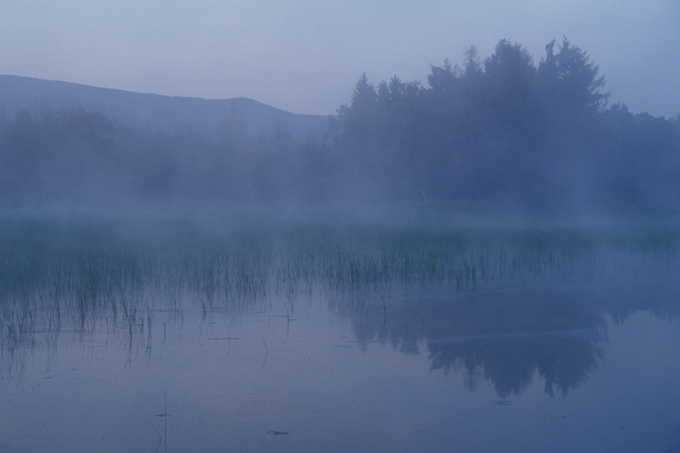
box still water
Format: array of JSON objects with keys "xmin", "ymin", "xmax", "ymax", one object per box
[{"xmin": 1, "ymin": 214, "xmax": 679, "ymax": 452}]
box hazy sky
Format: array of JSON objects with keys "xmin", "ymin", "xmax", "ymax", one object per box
[{"xmin": 1, "ymin": 1, "xmax": 678, "ymax": 116}]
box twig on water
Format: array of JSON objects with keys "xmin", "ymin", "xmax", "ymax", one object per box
[
  {"xmin": 155, "ymin": 392, "xmax": 168, "ymax": 453},
  {"xmin": 207, "ymin": 336, "xmax": 241, "ymax": 355},
  {"xmin": 164, "ymin": 392, "xmax": 167, "ymax": 453},
  {"xmin": 262, "ymin": 338, "xmax": 269, "ymax": 368},
  {"xmin": 143, "ymin": 422, "xmax": 161, "ymax": 453}
]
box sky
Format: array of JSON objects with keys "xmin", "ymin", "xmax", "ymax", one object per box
[{"xmin": 0, "ymin": 1, "xmax": 678, "ymax": 117}]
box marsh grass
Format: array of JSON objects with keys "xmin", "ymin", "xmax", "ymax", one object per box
[{"xmin": 1, "ymin": 210, "xmax": 679, "ymax": 368}]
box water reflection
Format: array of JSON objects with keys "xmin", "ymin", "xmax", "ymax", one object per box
[
  {"xmin": 1, "ymin": 213, "xmax": 679, "ymax": 396},
  {"xmin": 3, "ymin": 215, "xmax": 680, "ymax": 452},
  {"xmin": 346, "ymin": 281, "xmax": 680, "ymax": 398}
]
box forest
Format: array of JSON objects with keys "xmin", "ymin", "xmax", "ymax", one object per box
[{"xmin": 1, "ymin": 38, "xmax": 679, "ymax": 214}]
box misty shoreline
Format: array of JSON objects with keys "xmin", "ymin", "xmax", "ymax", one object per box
[{"xmin": 1, "ymin": 39, "xmax": 678, "ymax": 216}]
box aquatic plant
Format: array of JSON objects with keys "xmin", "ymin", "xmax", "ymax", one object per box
[{"xmin": 1, "ymin": 209, "xmax": 679, "ymax": 365}]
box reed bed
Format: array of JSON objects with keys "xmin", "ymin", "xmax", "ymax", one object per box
[{"xmin": 1, "ymin": 210, "xmax": 678, "ymax": 361}]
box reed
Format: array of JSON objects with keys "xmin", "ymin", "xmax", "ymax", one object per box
[{"xmin": 1, "ymin": 210, "xmax": 678, "ymax": 361}]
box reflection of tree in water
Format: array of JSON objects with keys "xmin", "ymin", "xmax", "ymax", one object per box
[
  {"xmin": 3, "ymin": 214, "xmax": 680, "ymax": 380},
  {"xmin": 348, "ymin": 283, "xmax": 680, "ymax": 398},
  {"xmin": 429, "ymin": 328, "xmax": 604, "ymax": 398}
]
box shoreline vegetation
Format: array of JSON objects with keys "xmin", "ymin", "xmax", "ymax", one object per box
[
  {"xmin": 2, "ymin": 210, "xmax": 679, "ymax": 357},
  {"xmin": 1, "ymin": 38, "xmax": 679, "ymax": 383},
  {"xmin": 0, "ymin": 38, "xmax": 678, "ymax": 214},
  {"xmin": 1, "ymin": 209, "xmax": 678, "ymax": 396}
]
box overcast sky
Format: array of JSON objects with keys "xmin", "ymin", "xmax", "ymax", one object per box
[{"xmin": 1, "ymin": 1, "xmax": 678, "ymax": 116}]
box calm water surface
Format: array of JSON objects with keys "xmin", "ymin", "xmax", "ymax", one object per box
[{"xmin": 1, "ymin": 215, "xmax": 679, "ymax": 452}]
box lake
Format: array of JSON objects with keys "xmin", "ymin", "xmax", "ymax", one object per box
[{"xmin": 1, "ymin": 210, "xmax": 679, "ymax": 452}]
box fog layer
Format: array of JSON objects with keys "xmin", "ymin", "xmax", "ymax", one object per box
[{"xmin": 1, "ymin": 38, "xmax": 678, "ymax": 215}]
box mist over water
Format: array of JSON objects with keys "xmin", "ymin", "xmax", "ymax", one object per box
[
  {"xmin": 1, "ymin": 209, "xmax": 679, "ymax": 451},
  {"xmin": 1, "ymin": 37, "xmax": 680, "ymax": 452}
]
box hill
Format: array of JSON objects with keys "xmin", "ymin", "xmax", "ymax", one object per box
[{"xmin": 0, "ymin": 75, "xmax": 329, "ymax": 141}]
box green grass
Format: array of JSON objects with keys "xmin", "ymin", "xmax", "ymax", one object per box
[{"xmin": 1, "ymin": 209, "xmax": 679, "ymax": 359}]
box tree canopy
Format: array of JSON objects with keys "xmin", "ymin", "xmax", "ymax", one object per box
[{"xmin": 0, "ymin": 38, "xmax": 678, "ymax": 214}]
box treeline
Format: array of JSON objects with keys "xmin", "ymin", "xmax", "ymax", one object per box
[
  {"xmin": 1, "ymin": 37, "xmax": 679, "ymax": 213},
  {"xmin": 329, "ymin": 38, "xmax": 680, "ymax": 213},
  {"xmin": 0, "ymin": 105, "xmax": 332, "ymax": 206}
]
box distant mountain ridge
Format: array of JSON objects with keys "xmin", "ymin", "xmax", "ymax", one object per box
[{"xmin": 0, "ymin": 75, "xmax": 329, "ymax": 141}]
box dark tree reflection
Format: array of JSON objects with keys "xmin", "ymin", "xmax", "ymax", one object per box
[{"xmin": 347, "ymin": 283, "xmax": 679, "ymax": 397}]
